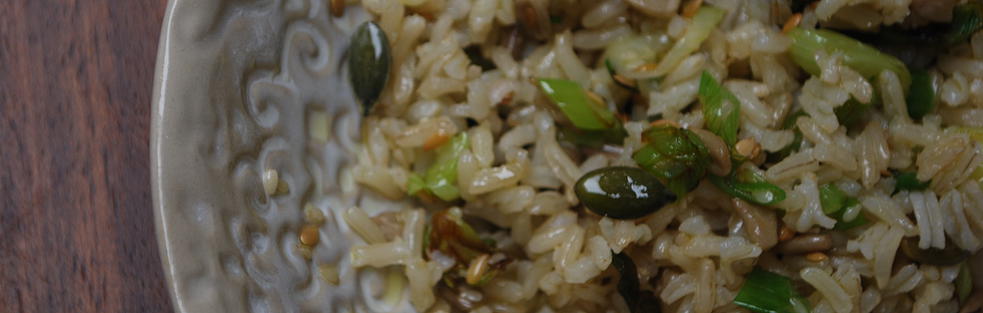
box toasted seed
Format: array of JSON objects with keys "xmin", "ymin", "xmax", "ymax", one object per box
[
  {"xmin": 634, "ymin": 63, "xmax": 658, "ymax": 72},
  {"xmin": 586, "ymin": 90, "xmax": 606, "ymax": 107},
  {"xmin": 732, "ymin": 198, "xmax": 778, "ymax": 249},
  {"xmin": 682, "ymin": 0, "xmax": 703, "ymax": 17},
  {"xmin": 423, "ymin": 132, "xmax": 451, "ymax": 150},
  {"xmin": 275, "ymin": 176, "xmax": 290, "ymax": 195},
  {"xmin": 691, "ymin": 128, "xmax": 731, "ymax": 176},
  {"xmin": 516, "ymin": 0, "xmax": 551, "ymax": 40},
  {"xmin": 779, "ymin": 224, "xmax": 795, "ymax": 242},
  {"xmin": 304, "ymin": 204, "xmax": 326, "ymax": 224},
  {"xmin": 319, "ymin": 264, "xmax": 341, "ymax": 285},
  {"xmin": 782, "ymin": 13, "xmax": 802, "ymax": 33},
  {"xmin": 297, "ymin": 243, "xmax": 313, "ymax": 259},
  {"xmin": 501, "ymin": 26, "xmax": 525, "ymax": 60},
  {"xmin": 263, "ymin": 168, "xmax": 279, "ymax": 195},
  {"xmin": 649, "ymin": 119, "xmax": 681, "ymax": 128},
  {"xmin": 613, "ymin": 74, "xmax": 637, "ymax": 89},
  {"xmin": 300, "ymin": 224, "xmax": 320, "ymax": 246},
  {"xmin": 330, "ymin": 0, "xmax": 345, "ymax": 17},
  {"xmin": 779, "ymin": 234, "xmax": 833, "ymax": 254},
  {"xmin": 735, "ymin": 138, "xmax": 761, "ymax": 159},
  {"xmin": 466, "ymin": 254, "xmax": 491, "ymax": 285},
  {"xmin": 805, "ymin": 252, "xmax": 828, "ymax": 262}
]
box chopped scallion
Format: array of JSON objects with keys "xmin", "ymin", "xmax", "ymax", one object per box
[
  {"xmin": 946, "ymin": 1, "xmax": 983, "ymax": 45},
  {"xmin": 734, "ymin": 268, "xmax": 810, "ymax": 313},
  {"xmin": 789, "ymin": 28, "xmax": 911, "ymax": 89},
  {"xmin": 818, "ymin": 183, "xmax": 869, "ymax": 230},
  {"xmin": 633, "ymin": 126, "xmax": 711, "ymax": 197},
  {"xmin": 538, "ymin": 78, "xmax": 618, "ymax": 130},
  {"xmin": 892, "ymin": 170, "xmax": 930, "ymax": 194},
  {"xmin": 709, "ymin": 174, "xmax": 786, "ymax": 206},
  {"xmin": 906, "ymin": 69, "xmax": 936, "ymax": 120},
  {"xmin": 409, "ymin": 133, "xmax": 469, "ymax": 201},
  {"xmin": 767, "ymin": 111, "xmax": 807, "ymax": 163},
  {"xmin": 646, "ymin": 6, "xmax": 725, "ymax": 77},
  {"xmin": 698, "ymin": 71, "xmax": 741, "ymax": 146}
]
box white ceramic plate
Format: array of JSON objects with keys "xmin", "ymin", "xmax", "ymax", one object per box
[{"xmin": 151, "ymin": 1, "xmax": 401, "ymax": 312}]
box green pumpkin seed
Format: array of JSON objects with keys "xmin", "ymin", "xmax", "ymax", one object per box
[
  {"xmin": 900, "ymin": 237, "xmax": 969, "ymax": 266},
  {"xmin": 575, "ymin": 166, "xmax": 676, "ymax": 220},
  {"xmin": 348, "ymin": 21, "xmax": 391, "ymax": 115}
]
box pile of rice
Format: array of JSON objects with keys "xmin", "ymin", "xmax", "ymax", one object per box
[{"xmin": 323, "ymin": 0, "xmax": 983, "ymax": 312}]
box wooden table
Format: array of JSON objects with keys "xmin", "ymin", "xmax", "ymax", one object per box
[{"xmin": 0, "ymin": 1, "xmax": 174, "ymax": 312}]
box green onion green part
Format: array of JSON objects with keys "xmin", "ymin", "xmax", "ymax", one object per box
[
  {"xmin": 768, "ymin": 111, "xmax": 807, "ymax": 163},
  {"xmin": 709, "ymin": 174, "xmax": 786, "ymax": 206},
  {"xmin": 788, "ymin": 28, "xmax": 911, "ymax": 90},
  {"xmin": 648, "ymin": 6, "xmax": 725, "ymax": 76},
  {"xmin": 537, "ymin": 78, "xmax": 618, "ymax": 130},
  {"xmin": 836, "ymin": 86, "xmax": 878, "ymax": 128},
  {"xmin": 633, "ymin": 126, "xmax": 711, "ymax": 197},
  {"xmin": 734, "ymin": 268, "xmax": 810, "ymax": 313},
  {"xmin": 698, "ymin": 71, "xmax": 742, "ymax": 146},
  {"xmin": 410, "ymin": 133, "xmax": 469, "ymax": 201},
  {"xmin": 892, "ymin": 171, "xmax": 931, "ymax": 194},
  {"xmin": 818, "ymin": 184, "xmax": 869, "ymax": 230},
  {"xmin": 947, "ymin": 1, "xmax": 983, "ymax": 45},
  {"xmin": 906, "ymin": 69, "xmax": 936, "ymax": 119}
]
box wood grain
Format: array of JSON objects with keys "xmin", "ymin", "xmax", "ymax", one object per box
[{"xmin": 0, "ymin": 1, "xmax": 174, "ymax": 312}]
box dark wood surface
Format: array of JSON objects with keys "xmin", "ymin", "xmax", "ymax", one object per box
[{"xmin": 0, "ymin": 1, "xmax": 174, "ymax": 312}]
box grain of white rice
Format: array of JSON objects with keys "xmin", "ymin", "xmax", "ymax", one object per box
[
  {"xmin": 799, "ymin": 78, "xmax": 848, "ymax": 132},
  {"xmin": 582, "ymin": 0, "xmax": 628, "ymax": 28},
  {"xmin": 859, "ymin": 194, "xmax": 916, "ymax": 235},
  {"xmin": 647, "ymin": 77, "xmax": 701, "ymax": 118},
  {"xmin": 855, "ymin": 121, "xmax": 890, "ymax": 188},
  {"xmin": 874, "ymin": 225, "xmax": 904, "ymax": 288},
  {"xmin": 801, "ymin": 267, "xmax": 852, "ymax": 313},
  {"xmin": 572, "ymin": 24, "xmax": 634, "ymax": 50},
  {"xmin": 468, "ymin": 0, "xmax": 497, "ymax": 43}
]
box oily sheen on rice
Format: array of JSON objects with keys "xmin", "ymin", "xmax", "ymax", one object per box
[{"xmin": 327, "ymin": 0, "xmax": 983, "ymax": 312}]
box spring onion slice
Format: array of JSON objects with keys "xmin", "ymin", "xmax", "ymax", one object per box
[
  {"xmin": 789, "ymin": 28, "xmax": 911, "ymax": 89},
  {"xmin": 538, "ymin": 78, "xmax": 617, "ymax": 130},
  {"xmin": 734, "ymin": 268, "xmax": 810, "ymax": 313},
  {"xmin": 407, "ymin": 173, "xmax": 426, "ymax": 196},
  {"xmin": 768, "ymin": 111, "xmax": 807, "ymax": 163},
  {"xmin": 646, "ymin": 6, "xmax": 725, "ymax": 77},
  {"xmin": 417, "ymin": 133, "xmax": 469, "ymax": 201},
  {"xmin": 612, "ymin": 253, "xmax": 661, "ymax": 313},
  {"xmin": 892, "ymin": 170, "xmax": 930, "ymax": 194},
  {"xmin": 818, "ymin": 184, "xmax": 869, "ymax": 230},
  {"xmin": 957, "ymin": 262, "xmax": 973, "ymax": 303},
  {"xmin": 698, "ymin": 71, "xmax": 741, "ymax": 146},
  {"xmin": 709, "ymin": 175, "xmax": 786, "ymax": 206},
  {"xmin": 906, "ymin": 69, "xmax": 936, "ymax": 119},
  {"xmin": 947, "ymin": 1, "xmax": 983, "ymax": 45}
]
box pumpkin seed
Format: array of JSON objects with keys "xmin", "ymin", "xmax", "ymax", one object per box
[{"xmin": 348, "ymin": 21, "xmax": 391, "ymax": 115}]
